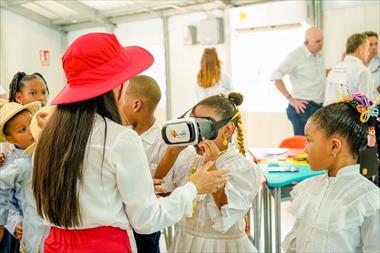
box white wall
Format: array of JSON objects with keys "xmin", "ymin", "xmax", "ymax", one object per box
[
  {"xmin": 168, "ymin": 10, "xmax": 227, "ymax": 118},
  {"xmin": 0, "ymin": 9, "xmax": 64, "ymax": 100},
  {"xmin": 323, "ymin": 2, "xmax": 380, "ymax": 68}
]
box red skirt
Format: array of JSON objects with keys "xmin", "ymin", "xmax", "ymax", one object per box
[{"xmin": 44, "ymin": 226, "xmax": 132, "ymax": 253}]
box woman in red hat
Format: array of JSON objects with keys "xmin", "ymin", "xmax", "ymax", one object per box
[{"xmin": 31, "ymin": 33, "xmax": 228, "ymax": 253}]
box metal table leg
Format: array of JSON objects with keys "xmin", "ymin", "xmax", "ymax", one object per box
[
  {"xmin": 267, "ymin": 185, "xmax": 272, "ymax": 253},
  {"xmin": 253, "ymin": 194, "xmax": 260, "ymax": 250},
  {"xmin": 274, "ymin": 187, "xmax": 282, "ymax": 253},
  {"xmin": 263, "ymin": 184, "xmax": 272, "ymax": 253},
  {"xmin": 263, "ymin": 186, "xmax": 269, "ymax": 252}
]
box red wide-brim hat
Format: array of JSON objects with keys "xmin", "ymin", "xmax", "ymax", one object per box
[{"xmin": 52, "ymin": 33, "xmax": 154, "ymax": 105}]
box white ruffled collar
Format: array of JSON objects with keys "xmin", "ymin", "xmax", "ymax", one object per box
[{"xmin": 333, "ymin": 164, "xmax": 360, "ymax": 178}]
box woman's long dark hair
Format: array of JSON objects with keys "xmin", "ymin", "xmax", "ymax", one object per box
[{"xmin": 32, "ymin": 91, "xmax": 122, "ymax": 228}]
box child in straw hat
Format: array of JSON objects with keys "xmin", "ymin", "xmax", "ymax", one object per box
[{"xmin": 0, "ymin": 101, "xmax": 50, "ymax": 253}]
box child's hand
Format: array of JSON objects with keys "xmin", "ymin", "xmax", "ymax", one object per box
[
  {"xmin": 0, "ymin": 153, "xmax": 5, "ymax": 167},
  {"xmin": 36, "ymin": 111, "xmax": 49, "ymax": 129},
  {"xmin": 198, "ymin": 139, "xmax": 219, "ymax": 164},
  {"xmin": 153, "ymin": 178, "xmax": 169, "ymax": 197},
  {"xmin": 15, "ymin": 222, "xmax": 23, "ymax": 240}
]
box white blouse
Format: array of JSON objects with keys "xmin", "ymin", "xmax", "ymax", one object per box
[
  {"xmin": 283, "ymin": 164, "xmax": 380, "ymax": 253},
  {"xmin": 163, "ymin": 145, "xmax": 262, "ymax": 252},
  {"xmin": 195, "ymin": 73, "xmax": 233, "ymax": 101},
  {"xmin": 59, "ymin": 115, "xmax": 197, "ymax": 251}
]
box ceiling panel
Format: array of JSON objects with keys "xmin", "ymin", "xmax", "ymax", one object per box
[
  {"xmin": 35, "ymin": 1, "xmax": 78, "ymax": 17},
  {"xmin": 21, "ymin": 2, "xmax": 59, "ymax": 19},
  {"xmin": 80, "ymin": 0, "xmax": 135, "ymax": 11}
]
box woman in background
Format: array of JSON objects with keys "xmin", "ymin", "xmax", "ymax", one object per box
[{"xmin": 195, "ymin": 48, "xmax": 233, "ymax": 100}]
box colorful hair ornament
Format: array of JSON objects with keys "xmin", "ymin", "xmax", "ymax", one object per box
[{"xmin": 336, "ymin": 92, "xmax": 380, "ymax": 123}]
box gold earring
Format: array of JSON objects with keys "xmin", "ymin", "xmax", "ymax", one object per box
[{"xmin": 223, "ymin": 138, "xmax": 228, "ymax": 146}]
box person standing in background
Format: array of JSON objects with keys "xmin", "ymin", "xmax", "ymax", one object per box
[
  {"xmin": 364, "ymin": 31, "xmax": 380, "ymax": 98},
  {"xmin": 324, "ymin": 33, "xmax": 373, "ymax": 105},
  {"xmin": 0, "ymin": 85, "xmax": 6, "ymax": 99},
  {"xmin": 195, "ymin": 48, "xmax": 233, "ymax": 100},
  {"xmin": 270, "ymin": 27, "xmax": 326, "ymax": 136}
]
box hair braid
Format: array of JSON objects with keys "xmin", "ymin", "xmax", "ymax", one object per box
[
  {"xmin": 234, "ymin": 112, "xmax": 246, "ymax": 156},
  {"xmin": 8, "ymin": 72, "xmax": 26, "ymax": 102}
]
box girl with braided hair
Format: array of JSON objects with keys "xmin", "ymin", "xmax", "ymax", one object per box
[
  {"xmin": 8, "ymin": 72, "xmax": 48, "ymax": 106},
  {"xmin": 162, "ymin": 92, "xmax": 261, "ymax": 252},
  {"xmin": 283, "ymin": 93, "xmax": 380, "ymax": 253}
]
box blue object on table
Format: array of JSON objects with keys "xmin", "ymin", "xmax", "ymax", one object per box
[{"xmin": 261, "ymin": 164, "xmax": 325, "ymax": 188}]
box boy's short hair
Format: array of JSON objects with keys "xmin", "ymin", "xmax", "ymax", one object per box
[
  {"xmin": 128, "ymin": 75, "xmax": 161, "ymax": 112},
  {"xmin": 346, "ymin": 33, "xmax": 368, "ymax": 54}
]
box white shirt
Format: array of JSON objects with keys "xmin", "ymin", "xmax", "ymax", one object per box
[
  {"xmin": 368, "ymin": 55, "xmax": 380, "ymax": 97},
  {"xmin": 140, "ymin": 120, "xmax": 167, "ymax": 176},
  {"xmin": 163, "ymin": 146, "xmax": 262, "ymax": 252},
  {"xmin": 195, "ymin": 73, "xmax": 233, "ymax": 101},
  {"xmin": 58, "ymin": 115, "xmax": 197, "ymax": 251},
  {"xmin": 324, "ymin": 55, "xmax": 374, "ymax": 105},
  {"xmin": 283, "ymin": 165, "xmax": 380, "ymax": 253},
  {"xmin": 270, "ymin": 45, "xmax": 326, "ymax": 103}
]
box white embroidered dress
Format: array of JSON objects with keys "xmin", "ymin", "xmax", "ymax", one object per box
[
  {"xmin": 283, "ymin": 164, "xmax": 380, "ymax": 253},
  {"xmin": 163, "ymin": 146, "xmax": 261, "ymax": 253}
]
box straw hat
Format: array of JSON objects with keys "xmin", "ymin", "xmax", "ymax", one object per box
[
  {"xmin": 52, "ymin": 33, "xmax": 154, "ymax": 105},
  {"xmin": 24, "ymin": 105, "xmax": 57, "ymax": 154},
  {"xmin": 0, "ymin": 101, "xmax": 41, "ymax": 142},
  {"xmin": 0, "ymin": 98, "xmax": 7, "ymax": 108},
  {"xmin": 30, "ymin": 105, "xmax": 56, "ymax": 141}
]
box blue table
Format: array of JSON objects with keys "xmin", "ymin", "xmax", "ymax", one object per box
[{"xmin": 259, "ymin": 163, "xmax": 325, "ymax": 253}]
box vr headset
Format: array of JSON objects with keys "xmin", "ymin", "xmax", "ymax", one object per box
[{"xmin": 161, "ymin": 112, "xmax": 238, "ymax": 146}]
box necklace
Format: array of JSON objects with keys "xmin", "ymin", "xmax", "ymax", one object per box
[{"xmin": 187, "ymin": 149, "xmax": 228, "ymax": 218}]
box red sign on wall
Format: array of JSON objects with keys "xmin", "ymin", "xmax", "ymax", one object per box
[{"xmin": 40, "ymin": 50, "xmax": 50, "ymax": 66}]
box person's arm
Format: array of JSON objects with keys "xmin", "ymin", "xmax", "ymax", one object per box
[
  {"xmin": 112, "ymin": 130, "xmax": 227, "ymax": 234},
  {"xmin": 154, "ymin": 146, "xmax": 185, "ymax": 179},
  {"xmin": 361, "ymin": 210, "xmax": 380, "ymax": 253},
  {"xmin": 4, "ymin": 192, "xmax": 22, "ymax": 239},
  {"xmin": 274, "ymin": 80, "xmax": 308, "ymax": 113},
  {"xmin": 271, "ymin": 51, "xmax": 308, "ymax": 113}
]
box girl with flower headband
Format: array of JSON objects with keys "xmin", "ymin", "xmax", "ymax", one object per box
[
  {"xmin": 283, "ymin": 93, "xmax": 380, "ymax": 252},
  {"xmin": 160, "ymin": 92, "xmax": 261, "ymax": 253}
]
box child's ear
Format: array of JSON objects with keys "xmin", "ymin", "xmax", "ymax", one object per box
[
  {"xmin": 223, "ymin": 122, "xmax": 235, "ymax": 139},
  {"xmin": 132, "ymin": 99, "xmax": 142, "ymax": 112},
  {"xmin": 15, "ymin": 92, "xmax": 23, "ymax": 104},
  {"xmin": 330, "ymin": 137, "xmax": 342, "ymax": 157},
  {"xmin": 5, "ymin": 135, "xmax": 16, "ymax": 145}
]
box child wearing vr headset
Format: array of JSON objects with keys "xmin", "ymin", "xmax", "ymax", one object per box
[{"xmin": 159, "ymin": 92, "xmax": 261, "ymax": 253}]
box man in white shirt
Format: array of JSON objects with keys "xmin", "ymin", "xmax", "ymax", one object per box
[
  {"xmin": 271, "ymin": 27, "xmax": 326, "ymax": 135},
  {"xmin": 120, "ymin": 75, "xmax": 167, "ymax": 253},
  {"xmin": 364, "ymin": 31, "xmax": 380, "ymax": 98},
  {"xmin": 324, "ymin": 33, "xmax": 374, "ymax": 105}
]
